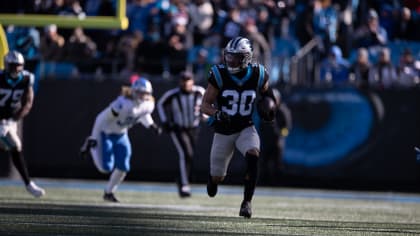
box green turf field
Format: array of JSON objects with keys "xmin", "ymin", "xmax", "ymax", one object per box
[{"xmin": 1, "ymin": 179, "xmax": 420, "ymax": 236}]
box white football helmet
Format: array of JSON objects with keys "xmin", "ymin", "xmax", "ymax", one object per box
[
  {"xmin": 131, "ymin": 77, "xmax": 153, "ymax": 100},
  {"xmin": 4, "ymin": 50, "xmax": 25, "ymax": 78},
  {"xmin": 224, "ymin": 37, "xmax": 253, "ymax": 73}
]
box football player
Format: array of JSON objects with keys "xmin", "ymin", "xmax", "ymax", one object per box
[
  {"xmin": 0, "ymin": 51, "xmax": 45, "ymax": 197},
  {"xmin": 80, "ymin": 77, "xmax": 162, "ymax": 202},
  {"xmin": 201, "ymin": 36, "xmax": 274, "ymax": 218}
]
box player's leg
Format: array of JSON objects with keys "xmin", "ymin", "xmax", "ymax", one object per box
[
  {"xmin": 1, "ymin": 120, "xmax": 45, "ymax": 198},
  {"xmin": 80, "ymin": 136, "xmax": 97, "ymax": 158},
  {"xmin": 105, "ymin": 133, "xmax": 131, "ymax": 202},
  {"xmin": 170, "ymin": 130, "xmax": 194, "ymax": 197},
  {"xmin": 207, "ymin": 132, "xmax": 237, "ymax": 197},
  {"xmin": 90, "ymin": 132, "xmax": 114, "ymax": 174},
  {"xmin": 236, "ymin": 126, "xmax": 261, "ymax": 218}
]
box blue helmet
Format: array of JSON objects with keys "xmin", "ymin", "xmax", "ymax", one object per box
[{"xmin": 131, "ymin": 77, "xmax": 153, "ymax": 100}]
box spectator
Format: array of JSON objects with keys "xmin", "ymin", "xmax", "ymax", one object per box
[
  {"xmin": 220, "ymin": 7, "xmax": 245, "ymax": 48},
  {"xmin": 192, "ymin": 48, "xmax": 212, "ymax": 82},
  {"xmin": 394, "ymin": 7, "xmax": 419, "ymax": 41},
  {"xmin": 369, "ymin": 47, "xmax": 398, "ymax": 89},
  {"xmin": 126, "ymin": 0, "xmax": 158, "ymax": 35},
  {"xmin": 396, "ymin": 48, "xmax": 419, "ymax": 88},
  {"xmin": 255, "ymin": 5, "xmax": 271, "ymax": 42},
  {"xmin": 236, "ymin": 0, "xmax": 257, "ymax": 24},
  {"xmin": 319, "ymin": 45, "xmax": 350, "ymax": 85},
  {"xmin": 167, "ymin": 15, "xmax": 190, "ymax": 75},
  {"xmin": 39, "ymin": 24, "xmax": 65, "ymax": 61},
  {"xmin": 353, "ymin": 9, "xmax": 388, "ymax": 49},
  {"xmin": 136, "ymin": 24, "xmax": 166, "ymax": 75},
  {"xmin": 115, "ymin": 32, "xmax": 143, "ymax": 78},
  {"xmin": 350, "ymin": 47, "xmax": 372, "ymax": 89},
  {"xmin": 312, "ymin": 0, "xmax": 339, "ymax": 50},
  {"xmin": 6, "ymin": 26, "xmax": 40, "ymax": 60},
  {"xmin": 189, "ymin": 0, "xmax": 214, "ymax": 46},
  {"xmin": 244, "ymin": 18, "xmax": 271, "ymax": 69},
  {"xmin": 66, "ymin": 27, "xmax": 97, "ymax": 61},
  {"xmin": 295, "ymin": 0, "xmax": 316, "ymax": 47}
]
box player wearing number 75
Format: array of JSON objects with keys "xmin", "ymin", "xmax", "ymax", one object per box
[
  {"xmin": 201, "ymin": 37, "xmax": 276, "ymax": 219},
  {"xmin": 0, "ymin": 51, "xmax": 45, "ymax": 198}
]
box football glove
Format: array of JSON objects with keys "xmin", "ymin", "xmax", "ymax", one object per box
[
  {"xmin": 150, "ymin": 123, "xmax": 163, "ymax": 136},
  {"xmin": 214, "ymin": 110, "xmax": 231, "ymax": 124}
]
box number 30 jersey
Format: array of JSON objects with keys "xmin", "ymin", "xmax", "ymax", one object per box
[
  {"xmin": 208, "ymin": 63, "xmax": 269, "ymax": 135},
  {"xmin": 0, "ymin": 70, "xmax": 34, "ymax": 120}
]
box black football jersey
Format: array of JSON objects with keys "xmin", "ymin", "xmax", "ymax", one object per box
[
  {"xmin": 0, "ymin": 70, "xmax": 34, "ymax": 119},
  {"xmin": 208, "ymin": 63, "xmax": 269, "ymax": 135}
]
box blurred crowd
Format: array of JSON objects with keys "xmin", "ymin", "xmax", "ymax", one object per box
[{"xmin": 1, "ymin": 0, "xmax": 419, "ymax": 87}]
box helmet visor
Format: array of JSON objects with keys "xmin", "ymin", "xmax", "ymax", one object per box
[
  {"xmin": 133, "ymin": 90, "xmax": 151, "ymax": 101},
  {"xmin": 7, "ymin": 63, "xmax": 24, "ymax": 77},
  {"xmin": 224, "ymin": 52, "xmax": 244, "ymax": 69}
]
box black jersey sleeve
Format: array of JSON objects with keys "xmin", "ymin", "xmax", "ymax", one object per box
[
  {"xmin": 257, "ymin": 65, "xmax": 270, "ymax": 93},
  {"xmin": 207, "ymin": 65, "xmax": 224, "ymax": 90}
]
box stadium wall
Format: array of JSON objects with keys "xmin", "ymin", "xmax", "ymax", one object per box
[{"xmin": 6, "ymin": 79, "xmax": 420, "ymax": 191}]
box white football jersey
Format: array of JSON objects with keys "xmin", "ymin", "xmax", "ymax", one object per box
[{"xmin": 92, "ymin": 96, "xmax": 155, "ymax": 137}]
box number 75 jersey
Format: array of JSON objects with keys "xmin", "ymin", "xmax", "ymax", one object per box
[
  {"xmin": 0, "ymin": 70, "xmax": 34, "ymax": 119},
  {"xmin": 208, "ymin": 63, "xmax": 269, "ymax": 135}
]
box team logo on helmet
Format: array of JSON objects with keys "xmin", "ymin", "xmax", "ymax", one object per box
[
  {"xmin": 4, "ymin": 51, "xmax": 25, "ymax": 78},
  {"xmin": 224, "ymin": 37, "xmax": 253, "ymax": 73}
]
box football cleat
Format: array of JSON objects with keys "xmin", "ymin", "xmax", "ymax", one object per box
[
  {"xmin": 178, "ymin": 185, "xmax": 191, "ymax": 198},
  {"xmin": 26, "ymin": 181, "xmax": 46, "ymax": 198},
  {"xmin": 103, "ymin": 191, "xmax": 119, "ymax": 203},
  {"xmin": 239, "ymin": 201, "xmax": 252, "ymax": 218},
  {"xmin": 80, "ymin": 137, "xmax": 97, "ymax": 159},
  {"xmin": 206, "ymin": 175, "xmax": 218, "ymax": 197}
]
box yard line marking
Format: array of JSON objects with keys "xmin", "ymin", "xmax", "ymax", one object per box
[{"xmin": 2, "ymin": 178, "xmax": 420, "ymax": 203}]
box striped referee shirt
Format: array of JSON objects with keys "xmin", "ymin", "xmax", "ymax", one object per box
[{"xmin": 157, "ymin": 85, "xmax": 205, "ymax": 129}]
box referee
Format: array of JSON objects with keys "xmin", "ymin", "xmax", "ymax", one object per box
[{"xmin": 157, "ymin": 71, "xmax": 206, "ymax": 197}]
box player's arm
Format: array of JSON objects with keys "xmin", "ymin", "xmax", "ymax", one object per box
[
  {"xmin": 13, "ymin": 85, "xmax": 34, "ymax": 120},
  {"xmin": 138, "ymin": 102, "xmax": 162, "ymax": 135},
  {"xmin": 90, "ymin": 98, "xmax": 121, "ymax": 140},
  {"xmin": 258, "ymin": 67, "xmax": 273, "ymax": 100},
  {"xmin": 201, "ymin": 83, "xmax": 230, "ymax": 124},
  {"xmin": 257, "ymin": 67, "xmax": 277, "ymax": 122},
  {"xmin": 201, "ymin": 83, "xmax": 219, "ymax": 117}
]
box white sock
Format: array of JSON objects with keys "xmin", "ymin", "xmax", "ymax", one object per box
[{"xmin": 105, "ymin": 169, "xmax": 127, "ymax": 194}]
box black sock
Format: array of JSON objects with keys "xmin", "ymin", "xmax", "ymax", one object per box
[
  {"xmin": 10, "ymin": 149, "xmax": 30, "ymax": 185},
  {"xmin": 244, "ymin": 153, "xmax": 259, "ymax": 202}
]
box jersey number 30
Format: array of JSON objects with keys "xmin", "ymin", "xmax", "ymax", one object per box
[
  {"xmin": 0, "ymin": 89, "xmax": 23, "ymax": 108},
  {"xmin": 221, "ymin": 90, "xmax": 256, "ymax": 116}
]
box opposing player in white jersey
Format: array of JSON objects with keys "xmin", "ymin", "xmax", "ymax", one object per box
[{"xmin": 80, "ymin": 77, "xmax": 162, "ymax": 202}]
